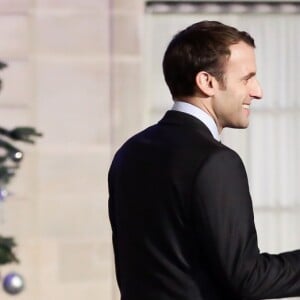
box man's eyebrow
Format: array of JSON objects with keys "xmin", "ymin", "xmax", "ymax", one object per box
[{"xmin": 242, "ymin": 72, "xmax": 256, "ymax": 80}]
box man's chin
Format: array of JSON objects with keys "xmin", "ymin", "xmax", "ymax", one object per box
[{"xmin": 226, "ymin": 122, "xmax": 249, "ymax": 129}]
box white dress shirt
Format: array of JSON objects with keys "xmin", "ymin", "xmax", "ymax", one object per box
[{"xmin": 171, "ymin": 100, "xmax": 220, "ymax": 141}]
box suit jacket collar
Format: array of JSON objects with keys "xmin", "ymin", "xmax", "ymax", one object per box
[{"xmin": 158, "ymin": 110, "xmax": 218, "ymax": 142}]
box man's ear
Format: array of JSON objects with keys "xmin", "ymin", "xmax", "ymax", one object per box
[{"xmin": 195, "ymin": 71, "xmax": 216, "ymax": 97}]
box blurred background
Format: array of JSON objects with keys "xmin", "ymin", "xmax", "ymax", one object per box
[{"xmin": 1, "ymin": 0, "xmax": 300, "ymax": 299}]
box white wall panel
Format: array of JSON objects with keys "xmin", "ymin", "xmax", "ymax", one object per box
[
  {"xmin": 143, "ymin": 5, "xmax": 300, "ymax": 210},
  {"xmin": 34, "ymin": 12, "xmax": 109, "ymax": 56},
  {"xmin": 36, "ymin": 60, "xmax": 110, "ymax": 145},
  {"xmin": 36, "ymin": 0, "xmax": 107, "ymax": 10},
  {"xmin": 0, "ymin": 61, "xmax": 33, "ymax": 106},
  {"xmin": 0, "ymin": 16, "xmax": 30, "ymax": 58},
  {"xmin": 0, "ymin": 0, "xmax": 31, "ymax": 13}
]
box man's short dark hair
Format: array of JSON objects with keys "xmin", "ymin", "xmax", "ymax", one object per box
[{"xmin": 162, "ymin": 21, "xmax": 255, "ymax": 98}]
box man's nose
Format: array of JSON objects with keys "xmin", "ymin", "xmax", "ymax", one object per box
[{"xmin": 250, "ymin": 79, "xmax": 263, "ymax": 100}]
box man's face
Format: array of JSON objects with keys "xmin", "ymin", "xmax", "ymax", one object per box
[{"xmin": 211, "ymin": 41, "xmax": 262, "ymax": 131}]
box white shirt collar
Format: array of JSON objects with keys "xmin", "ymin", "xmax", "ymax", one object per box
[{"xmin": 171, "ymin": 100, "xmax": 220, "ymax": 141}]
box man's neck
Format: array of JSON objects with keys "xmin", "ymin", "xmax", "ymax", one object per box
[
  {"xmin": 176, "ymin": 97, "xmax": 222, "ymax": 134},
  {"xmin": 172, "ymin": 100, "xmax": 221, "ymax": 141}
]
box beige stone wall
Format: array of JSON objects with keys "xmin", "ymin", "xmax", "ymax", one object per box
[
  {"xmin": 2, "ymin": 1, "xmax": 300, "ymax": 299},
  {"xmin": 0, "ymin": 0, "xmax": 143, "ymax": 299}
]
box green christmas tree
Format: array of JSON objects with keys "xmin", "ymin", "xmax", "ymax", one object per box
[
  {"xmin": 0, "ymin": 127, "xmax": 42, "ymax": 266},
  {"xmin": 0, "ymin": 60, "xmax": 42, "ymax": 265}
]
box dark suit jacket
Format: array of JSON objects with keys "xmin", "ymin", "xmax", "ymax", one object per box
[{"xmin": 108, "ymin": 110, "xmax": 300, "ymax": 300}]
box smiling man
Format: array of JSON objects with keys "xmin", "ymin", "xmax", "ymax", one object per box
[{"xmin": 108, "ymin": 21, "xmax": 300, "ymax": 300}]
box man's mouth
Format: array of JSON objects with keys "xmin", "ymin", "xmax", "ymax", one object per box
[{"xmin": 242, "ymin": 104, "xmax": 250, "ymax": 110}]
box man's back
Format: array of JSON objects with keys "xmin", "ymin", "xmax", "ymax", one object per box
[
  {"xmin": 109, "ymin": 111, "xmax": 251, "ymax": 300},
  {"xmin": 109, "ymin": 20, "xmax": 300, "ymax": 300}
]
